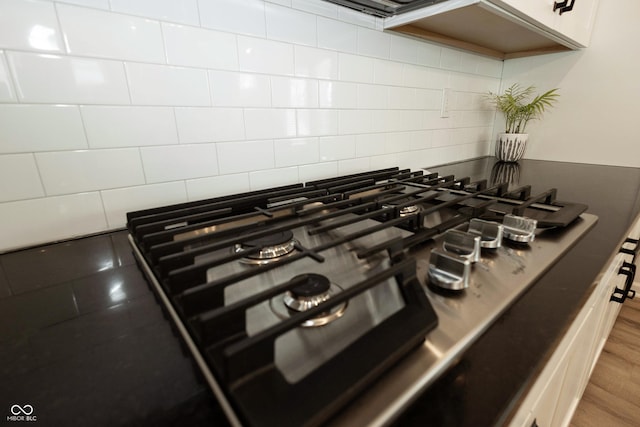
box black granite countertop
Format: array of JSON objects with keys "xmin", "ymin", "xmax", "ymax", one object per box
[{"xmin": 2, "ymin": 157, "xmax": 640, "ymax": 426}]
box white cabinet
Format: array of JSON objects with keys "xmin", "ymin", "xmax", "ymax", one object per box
[
  {"xmin": 384, "ymin": 0, "xmax": 600, "ymax": 59},
  {"xmin": 508, "ymin": 215, "xmax": 640, "ymax": 427}
]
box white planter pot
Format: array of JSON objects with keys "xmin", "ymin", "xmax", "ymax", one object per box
[{"xmin": 495, "ymin": 133, "xmax": 529, "ymax": 162}]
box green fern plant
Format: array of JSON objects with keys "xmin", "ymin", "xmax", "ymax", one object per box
[{"xmin": 488, "ymin": 84, "xmax": 560, "ymax": 133}]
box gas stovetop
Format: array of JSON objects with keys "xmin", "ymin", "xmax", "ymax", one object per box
[{"xmin": 127, "ymin": 167, "xmax": 597, "ymax": 427}]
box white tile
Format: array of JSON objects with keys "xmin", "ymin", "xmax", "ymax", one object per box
[
  {"xmin": 268, "ymin": 0, "xmax": 291, "ymax": 5},
  {"xmin": 101, "ymin": 181, "xmax": 187, "ymax": 228},
  {"xmin": 294, "ymin": 46, "xmax": 338, "ymax": 80},
  {"xmin": 403, "ymin": 64, "xmax": 429, "ymax": 89},
  {"xmin": 0, "ymin": 0, "xmax": 63, "ymax": 52},
  {"xmin": 36, "ymin": 148, "xmax": 145, "ymax": 195},
  {"xmin": 199, "ymin": 0, "xmax": 266, "ymax": 37},
  {"xmin": 319, "ymin": 135, "xmax": 355, "ymax": 161},
  {"xmin": 318, "ymin": 81, "xmax": 357, "ymax": 108},
  {"xmin": 476, "ymin": 56, "xmax": 503, "ymax": 78},
  {"xmin": 274, "ymin": 137, "xmax": 318, "ymax": 167},
  {"xmin": 238, "ymin": 36, "xmax": 294, "ymax": 76},
  {"xmin": 217, "ymin": 140, "xmax": 274, "ymax": 174},
  {"xmin": 417, "ymin": 88, "xmax": 443, "ymax": 110},
  {"xmin": 357, "ymin": 27, "xmax": 390, "ymax": 59},
  {"xmin": 209, "ymin": 70, "xmax": 270, "ymax": 108},
  {"xmin": 126, "ymin": 62, "xmax": 209, "ymax": 106},
  {"xmin": 338, "ymin": 7, "xmax": 375, "ymax": 29},
  {"xmin": 338, "ymin": 53, "xmax": 374, "ymax": 83},
  {"xmin": 186, "ymin": 173, "xmax": 250, "ymax": 200},
  {"xmin": 0, "ymin": 154, "xmax": 44, "ymax": 202},
  {"xmin": 355, "ymin": 133, "xmax": 385, "ymax": 157},
  {"xmin": 388, "ymin": 87, "xmax": 416, "ymax": 110},
  {"xmin": 390, "ymin": 36, "xmax": 418, "ymax": 64},
  {"xmin": 0, "ymin": 51, "xmax": 16, "ymax": 101},
  {"xmin": 369, "ymin": 153, "xmax": 398, "ymax": 170},
  {"xmin": 397, "ymin": 148, "xmax": 433, "ymax": 169},
  {"xmin": 56, "ymin": 0, "xmax": 110, "ymax": 9},
  {"xmin": 373, "ymin": 59, "xmax": 404, "ymax": 86},
  {"xmin": 271, "ymin": 76, "xmax": 318, "ymax": 108},
  {"xmin": 0, "ymin": 105, "xmax": 87, "ymax": 153},
  {"xmin": 244, "ymin": 109, "xmax": 297, "ymax": 140},
  {"xmin": 163, "ymin": 23, "xmax": 238, "ymax": 70},
  {"xmin": 338, "ymin": 157, "xmax": 370, "ymax": 175},
  {"xmin": 0, "ymin": 192, "xmax": 107, "ymax": 252},
  {"xmin": 357, "ymin": 84, "xmax": 388, "ymax": 109},
  {"xmin": 317, "ymin": 17, "xmax": 357, "ymax": 54},
  {"xmin": 175, "ymin": 107, "xmax": 245, "ymax": 143},
  {"xmin": 298, "ymin": 161, "xmax": 337, "ymax": 182},
  {"xmin": 140, "ymin": 143, "xmax": 219, "ymax": 183},
  {"xmin": 110, "ymin": 0, "xmax": 199, "ymax": 26},
  {"xmin": 440, "ymin": 48, "xmax": 461, "ymax": 71},
  {"xmin": 338, "ymin": 110, "xmax": 373, "ymax": 135},
  {"xmin": 57, "ymin": 4, "xmax": 164, "ymax": 62},
  {"xmin": 265, "ymin": 3, "xmax": 316, "ymax": 46},
  {"xmin": 81, "ymin": 106, "xmax": 178, "ymax": 148},
  {"xmin": 416, "ymin": 43, "xmax": 441, "ymax": 68},
  {"xmin": 385, "ymin": 130, "xmax": 431, "ymax": 153},
  {"xmin": 296, "ymin": 109, "xmax": 338, "ymax": 136},
  {"xmin": 249, "ymin": 167, "xmax": 299, "ymax": 191},
  {"xmin": 8, "ymin": 52, "xmax": 130, "ymax": 104},
  {"xmin": 292, "ymin": 0, "xmax": 338, "ymax": 18}
]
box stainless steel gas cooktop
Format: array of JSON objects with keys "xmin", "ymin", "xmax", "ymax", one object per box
[{"xmin": 127, "ymin": 167, "xmax": 597, "ymax": 427}]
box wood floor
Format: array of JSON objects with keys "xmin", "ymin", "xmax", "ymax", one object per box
[{"xmin": 571, "ymin": 295, "xmax": 640, "ymax": 427}]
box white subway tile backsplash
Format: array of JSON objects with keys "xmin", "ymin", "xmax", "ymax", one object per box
[
  {"xmin": 101, "ymin": 181, "xmax": 187, "ymax": 228},
  {"xmin": 265, "ymin": 4, "xmax": 316, "ymax": 46},
  {"xmin": 338, "ymin": 157, "xmax": 370, "ymax": 174},
  {"xmin": 294, "ymin": 46, "xmax": 338, "ymax": 80},
  {"xmin": 209, "ymin": 70, "xmax": 270, "ymax": 108},
  {"xmin": 186, "ymin": 173, "xmax": 250, "ymax": 200},
  {"xmin": 292, "ymin": 0, "xmax": 337, "ymax": 18},
  {"xmin": 416, "ymin": 43, "xmax": 441, "ymax": 68},
  {"xmin": 357, "ymin": 84, "xmax": 388, "ymax": 109},
  {"xmin": 243, "ymin": 108, "xmax": 297, "ymax": 140},
  {"xmin": 217, "ymin": 140, "xmax": 274, "ymax": 174},
  {"xmin": 0, "ymin": 0, "xmax": 63, "ymax": 52},
  {"xmin": 318, "ymin": 81, "xmax": 357, "ymax": 108},
  {"xmin": 274, "ymin": 137, "xmax": 318, "ymax": 167},
  {"xmin": 317, "ymin": 17, "xmax": 357, "ymax": 54},
  {"xmin": 338, "ymin": 109, "xmax": 373, "ymax": 135},
  {"xmin": 163, "ymin": 23, "xmax": 238, "ymax": 70},
  {"xmin": 175, "ymin": 107, "xmax": 245, "ymax": 143},
  {"xmin": 0, "ymin": 192, "xmax": 107, "ymax": 251},
  {"xmin": 110, "ymin": 0, "xmax": 199, "ymax": 26},
  {"xmin": 338, "ymin": 53, "xmax": 374, "ymax": 83},
  {"xmin": 355, "ymin": 133, "xmax": 385, "ymax": 157},
  {"xmin": 8, "ymin": 52, "xmax": 130, "ymax": 104},
  {"xmin": 126, "ymin": 62, "xmax": 210, "ymax": 106},
  {"xmin": 0, "ymin": 105, "xmax": 87, "ymax": 153},
  {"xmin": 417, "ymin": 88, "xmax": 443, "ymax": 110},
  {"xmin": 238, "ymin": 36, "xmax": 294, "ymax": 76},
  {"xmin": 56, "ymin": 0, "xmax": 110, "ymax": 9},
  {"xmin": 140, "ymin": 143, "xmax": 219, "ymax": 183},
  {"xmin": 249, "ymin": 166, "xmax": 298, "ymax": 190},
  {"xmin": 0, "ymin": 51, "xmax": 16, "ymax": 101},
  {"xmin": 81, "ymin": 106, "xmax": 178, "ymax": 148},
  {"xmin": 388, "ymin": 87, "xmax": 416, "ymax": 110},
  {"xmin": 337, "ymin": 6, "xmax": 375, "ymax": 29},
  {"xmin": 390, "ymin": 36, "xmax": 418, "ymax": 64},
  {"xmin": 57, "ymin": 4, "xmax": 164, "ymax": 62},
  {"xmin": 373, "ymin": 59, "xmax": 405, "ymax": 86},
  {"xmin": 199, "ymin": 0, "xmax": 266, "ymax": 37},
  {"xmin": 370, "ymin": 153, "xmax": 398, "ymax": 170},
  {"xmin": 0, "ymin": 154, "xmax": 44, "ymax": 202},
  {"xmin": 319, "ymin": 135, "xmax": 355, "ymax": 161},
  {"xmin": 36, "ymin": 148, "xmax": 145, "ymax": 195},
  {"xmin": 357, "ymin": 27, "xmax": 390, "ymax": 59},
  {"xmin": 271, "ymin": 76, "xmax": 318, "ymax": 108},
  {"xmin": 298, "ymin": 161, "xmax": 337, "ymax": 182},
  {"xmin": 296, "ymin": 109, "xmax": 338, "ymax": 136}
]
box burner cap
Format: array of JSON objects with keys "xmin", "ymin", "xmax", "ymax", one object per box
[
  {"xmin": 240, "ymin": 230, "xmax": 294, "ymax": 249},
  {"xmin": 289, "ymin": 274, "xmax": 331, "ymax": 298}
]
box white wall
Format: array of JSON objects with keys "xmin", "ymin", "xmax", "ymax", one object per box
[
  {"xmin": 499, "ymin": 0, "xmax": 639, "ymax": 166},
  {"xmin": 0, "ymin": 0, "xmax": 501, "ymax": 251}
]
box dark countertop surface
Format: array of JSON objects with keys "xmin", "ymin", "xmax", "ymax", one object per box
[{"xmin": 2, "ymin": 157, "xmax": 640, "ymax": 426}]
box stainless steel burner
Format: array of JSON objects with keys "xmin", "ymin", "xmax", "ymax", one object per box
[
  {"xmin": 271, "ymin": 274, "xmax": 347, "ymax": 327},
  {"xmin": 234, "ymin": 230, "xmax": 298, "ymax": 265},
  {"xmin": 382, "ymin": 203, "xmax": 421, "ymax": 217}
]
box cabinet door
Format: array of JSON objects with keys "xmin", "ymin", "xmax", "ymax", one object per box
[
  {"xmin": 491, "ymin": 0, "xmax": 558, "ymax": 31},
  {"xmin": 555, "ymin": 0, "xmax": 599, "ymax": 47}
]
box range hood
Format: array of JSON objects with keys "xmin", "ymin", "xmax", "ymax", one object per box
[{"xmin": 324, "ymin": 0, "xmax": 450, "ymax": 18}]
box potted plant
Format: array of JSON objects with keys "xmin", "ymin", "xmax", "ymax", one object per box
[{"xmin": 487, "ymin": 83, "xmax": 559, "ymax": 162}]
